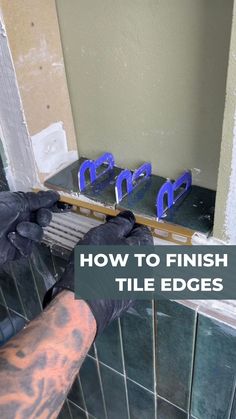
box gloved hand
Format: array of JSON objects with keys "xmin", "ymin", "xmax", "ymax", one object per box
[
  {"xmin": 0, "ymin": 190, "xmax": 62, "ymax": 264},
  {"xmin": 43, "ymin": 211, "xmax": 153, "ymax": 335}
]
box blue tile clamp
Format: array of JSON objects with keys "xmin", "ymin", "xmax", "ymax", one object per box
[
  {"xmin": 78, "ymin": 153, "xmax": 115, "ymax": 191},
  {"xmin": 156, "ymin": 170, "xmax": 192, "ymax": 219},
  {"xmin": 115, "ymin": 162, "xmax": 152, "ymax": 203}
]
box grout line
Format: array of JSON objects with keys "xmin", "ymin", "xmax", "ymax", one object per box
[
  {"xmin": 227, "ymin": 376, "xmax": 236, "ymax": 419},
  {"xmin": 0, "ymin": 288, "xmax": 28, "ymax": 324},
  {"xmin": 7, "ymin": 307, "xmax": 28, "ymax": 323},
  {"xmin": 87, "ymin": 354, "xmax": 158, "ymax": 396},
  {"xmin": 187, "ymin": 306, "xmax": 199, "ymax": 419},
  {"xmin": 65, "ymin": 399, "xmax": 73, "ymax": 419},
  {"xmin": 78, "ymin": 375, "xmax": 89, "ymax": 419},
  {"xmin": 0, "ymin": 288, "xmax": 16, "ymax": 333},
  {"xmin": 156, "ymin": 394, "xmax": 188, "ymax": 414},
  {"xmin": 127, "ymin": 377, "xmax": 155, "ymax": 395},
  {"xmin": 68, "ymin": 399, "xmax": 97, "ymax": 419},
  {"xmin": 48, "ymin": 247, "xmax": 60, "ymax": 280},
  {"xmin": 88, "ymin": 355, "xmax": 125, "ymax": 377},
  {"xmin": 9, "ymin": 265, "xmax": 28, "ymax": 320},
  {"xmin": 28, "ymin": 258, "xmax": 43, "ymax": 312},
  {"xmin": 152, "ymin": 300, "xmax": 158, "ymax": 419},
  {"xmin": 87, "ymin": 353, "xmax": 156, "ymax": 396},
  {"xmin": 0, "ymin": 287, "xmax": 6, "ymax": 308},
  {"xmin": 93, "ymin": 343, "xmax": 108, "ymax": 419},
  {"xmin": 51, "ymin": 253, "xmax": 61, "ymax": 281},
  {"xmin": 118, "ymin": 318, "xmax": 131, "ymax": 419}
]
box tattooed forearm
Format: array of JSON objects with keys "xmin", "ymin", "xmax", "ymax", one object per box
[{"xmin": 0, "ymin": 292, "xmax": 96, "ymax": 419}]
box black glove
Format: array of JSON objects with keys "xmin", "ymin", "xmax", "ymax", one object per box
[
  {"xmin": 43, "ymin": 211, "xmax": 153, "ymax": 335},
  {"xmin": 0, "ymin": 190, "xmax": 64, "ymax": 264}
]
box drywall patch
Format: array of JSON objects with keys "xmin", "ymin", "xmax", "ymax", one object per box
[
  {"xmin": 225, "ymin": 109, "xmax": 236, "ymax": 243},
  {"xmin": 31, "ymin": 122, "xmax": 77, "ymax": 174}
]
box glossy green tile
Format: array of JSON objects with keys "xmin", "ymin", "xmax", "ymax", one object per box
[
  {"xmin": 29, "ymin": 244, "xmax": 56, "ymax": 302},
  {"xmin": 11, "ymin": 258, "xmax": 41, "ymax": 320},
  {"xmin": 8, "ymin": 309, "xmax": 26, "ymax": 335},
  {"xmin": 68, "ymin": 376, "xmax": 86, "ymax": 411},
  {"xmin": 79, "ymin": 356, "xmax": 106, "ymax": 419},
  {"xmin": 0, "ymin": 288, "xmax": 4, "ymax": 305},
  {"xmin": 95, "ymin": 319, "xmax": 123, "ymax": 373},
  {"xmin": 121, "ymin": 301, "xmax": 154, "ymax": 391},
  {"xmin": 127, "ymin": 379, "xmax": 155, "ymax": 419},
  {"xmin": 0, "ymin": 304, "xmax": 14, "ymax": 345},
  {"xmin": 156, "ymin": 397, "xmax": 187, "ymax": 419},
  {"xmin": 156, "ymin": 300, "xmax": 196, "ymax": 410},
  {"xmin": 58, "ymin": 401, "xmax": 72, "ymax": 419},
  {"xmin": 99, "ymin": 363, "xmax": 128, "ymax": 419},
  {"xmin": 230, "ymin": 388, "xmax": 236, "ymax": 419},
  {"xmin": 67, "ymin": 401, "xmax": 87, "ymax": 419},
  {"xmin": 51, "ymin": 254, "xmax": 68, "ymax": 279},
  {"xmin": 88, "ymin": 344, "xmax": 95, "ymax": 358},
  {"xmin": 191, "ymin": 314, "xmax": 236, "ymax": 419},
  {"xmin": 0, "ymin": 265, "xmax": 24, "ymax": 315}
]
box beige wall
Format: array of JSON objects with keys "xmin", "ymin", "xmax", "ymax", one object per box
[{"xmin": 56, "ymin": 0, "xmax": 233, "ymax": 189}]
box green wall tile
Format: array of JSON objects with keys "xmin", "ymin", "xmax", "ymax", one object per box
[
  {"xmin": 68, "ymin": 377, "xmax": 86, "ymax": 412},
  {"xmin": 11, "ymin": 258, "xmax": 41, "ymax": 320},
  {"xmin": 100, "ymin": 363, "xmax": 128, "ymax": 419},
  {"xmin": 58, "ymin": 401, "xmax": 72, "ymax": 419},
  {"xmin": 121, "ymin": 300, "xmax": 154, "ymax": 391},
  {"xmin": 68, "ymin": 401, "xmax": 87, "ymax": 419},
  {"xmin": 191, "ymin": 314, "xmax": 236, "ymax": 419},
  {"xmin": 79, "ymin": 356, "xmax": 106, "ymax": 419},
  {"xmin": 29, "ymin": 244, "xmax": 56, "ymax": 302},
  {"xmin": 0, "ymin": 287, "xmax": 4, "ymax": 305},
  {"xmin": 157, "ymin": 397, "xmax": 187, "ymax": 419},
  {"xmin": 52, "ymin": 254, "xmax": 68, "ymax": 279},
  {"xmin": 127, "ymin": 379, "xmax": 155, "ymax": 419},
  {"xmin": 156, "ymin": 300, "xmax": 196, "ymax": 410},
  {"xmin": 0, "ymin": 304, "xmax": 14, "ymax": 346},
  {"xmin": 96, "ymin": 319, "xmax": 123, "ymax": 373},
  {"xmin": 230, "ymin": 388, "xmax": 236, "ymax": 419},
  {"xmin": 0, "ymin": 265, "xmax": 24, "ymax": 316}
]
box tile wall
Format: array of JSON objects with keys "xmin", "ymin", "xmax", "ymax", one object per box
[{"xmin": 0, "ymin": 245, "xmax": 236, "ymax": 419}]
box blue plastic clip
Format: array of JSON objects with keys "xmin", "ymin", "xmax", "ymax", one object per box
[
  {"xmin": 115, "ymin": 162, "xmax": 152, "ymax": 203},
  {"xmin": 78, "ymin": 153, "xmax": 115, "ymax": 191},
  {"xmin": 156, "ymin": 170, "xmax": 192, "ymax": 219}
]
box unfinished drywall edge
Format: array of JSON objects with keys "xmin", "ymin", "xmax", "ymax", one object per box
[
  {"xmin": 213, "ymin": 0, "xmax": 236, "ymax": 243},
  {"xmin": 0, "ymin": 0, "xmax": 77, "ymax": 153},
  {"xmin": 224, "ymin": 110, "xmax": 236, "ymax": 243},
  {"xmin": 0, "ymin": 12, "xmax": 38, "ymax": 191}
]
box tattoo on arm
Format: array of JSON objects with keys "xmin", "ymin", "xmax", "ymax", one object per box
[{"xmin": 0, "ymin": 292, "xmax": 96, "ymax": 419}]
